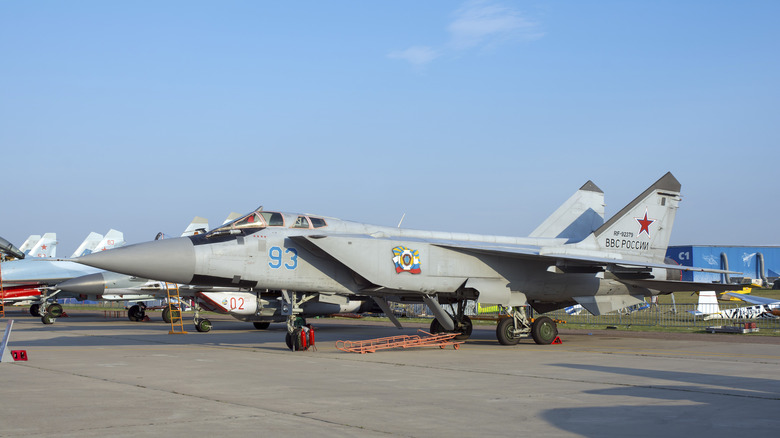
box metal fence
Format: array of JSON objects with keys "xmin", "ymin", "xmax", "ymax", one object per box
[{"xmin": 392, "ymin": 302, "xmax": 780, "ymax": 331}]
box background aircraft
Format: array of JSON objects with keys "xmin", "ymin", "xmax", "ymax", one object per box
[
  {"xmin": 0, "ymin": 230, "xmax": 125, "ymax": 322},
  {"xmin": 76, "ymin": 173, "xmax": 742, "ymax": 348},
  {"xmin": 692, "ymin": 290, "xmax": 780, "ymax": 320},
  {"xmin": 18, "ymin": 235, "xmax": 41, "ymax": 256},
  {"xmin": 26, "ymin": 233, "xmax": 58, "ymax": 258}
]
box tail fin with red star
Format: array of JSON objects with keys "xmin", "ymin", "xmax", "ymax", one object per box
[{"xmin": 574, "ymin": 172, "xmax": 681, "ymax": 263}]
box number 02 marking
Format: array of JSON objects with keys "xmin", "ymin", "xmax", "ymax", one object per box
[{"xmin": 269, "ymin": 246, "xmax": 298, "ymax": 270}]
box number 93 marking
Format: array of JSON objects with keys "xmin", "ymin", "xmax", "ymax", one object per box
[{"xmin": 268, "ymin": 246, "xmax": 298, "ymax": 270}]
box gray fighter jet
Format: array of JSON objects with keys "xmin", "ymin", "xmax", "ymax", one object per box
[{"xmin": 76, "ymin": 173, "xmax": 740, "ymax": 346}]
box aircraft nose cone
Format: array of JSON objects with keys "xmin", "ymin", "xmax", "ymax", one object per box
[
  {"xmin": 57, "ymin": 272, "xmax": 107, "ymax": 295},
  {"xmin": 75, "ymin": 237, "xmax": 195, "ymax": 284}
]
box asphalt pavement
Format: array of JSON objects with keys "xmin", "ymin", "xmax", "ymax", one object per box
[{"xmin": 2, "ymin": 309, "xmax": 779, "ymax": 438}]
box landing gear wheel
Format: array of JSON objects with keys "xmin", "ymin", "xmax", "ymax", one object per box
[
  {"xmin": 30, "ymin": 304, "xmax": 40, "ymax": 316},
  {"xmin": 285, "ymin": 332, "xmax": 293, "ymax": 350},
  {"xmin": 531, "ymin": 316, "xmax": 558, "ymax": 345},
  {"xmin": 128, "ymin": 305, "xmax": 144, "ymax": 321},
  {"xmin": 41, "ymin": 314, "xmax": 55, "ymax": 325},
  {"xmin": 496, "ymin": 317, "xmax": 521, "ymax": 345},
  {"xmin": 429, "ymin": 318, "xmax": 445, "ymax": 334},
  {"xmin": 253, "ymin": 322, "xmax": 271, "ymax": 330},
  {"xmin": 195, "ymin": 319, "xmax": 212, "ymax": 333},
  {"xmin": 453, "ymin": 315, "xmax": 473, "ymax": 341},
  {"xmin": 162, "ymin": 306, "xmax": 180, "ymax": 324},
  {"xmin": 47, "ymin": 303, "xmax": 63, "ymax": 318}
]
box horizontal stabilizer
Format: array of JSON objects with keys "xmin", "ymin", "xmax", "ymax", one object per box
[
  {"xmin": 618, "ymin": 279, "xmax": 743, "ymax": 294},
  {"xmin": 724, "ymin": 292, "xmax": 780, "ymax": 306}
]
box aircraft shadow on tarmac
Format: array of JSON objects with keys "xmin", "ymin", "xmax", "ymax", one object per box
[
  {"xmin": 6, "ymin": 315, "xmax": 504, "ymax": 351},
  {"xmin": 540, "ymin": 363, "xmax": 780, "ymax": 437}
]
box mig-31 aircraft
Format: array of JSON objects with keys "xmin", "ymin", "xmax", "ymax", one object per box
[{"xmin": 76, "ymin": 172, "xmax": 740, "ymax": 347}]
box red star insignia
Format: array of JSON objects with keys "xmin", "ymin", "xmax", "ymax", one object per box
[
  {"xmin": 41, "ymin": 244, "xmax": 47, "ymax": 250},
  {"xmin": 635, "ymin": 209, "xmax": 654, "ymax": 237}
]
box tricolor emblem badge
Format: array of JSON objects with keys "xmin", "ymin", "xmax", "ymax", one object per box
[{"xmin": 392, "ymin": 246, "xmax": 421, "ymax": 274}]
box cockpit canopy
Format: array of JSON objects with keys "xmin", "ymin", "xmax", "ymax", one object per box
[{"xmin": 207, "ymin": 209, "xmax": 328, "ymax": 237}]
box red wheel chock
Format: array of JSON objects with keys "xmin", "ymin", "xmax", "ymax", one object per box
[{"xmin": 552, "ymin": 336, "xmax": 562, "ymax": 344}]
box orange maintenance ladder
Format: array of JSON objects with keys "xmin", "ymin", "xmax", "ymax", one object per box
[
  {"xmin": 336, "ymin": 330, "xmax": 464, "ymax": 354},
  {"xmin": 165, "ymin": 282, "xmax": 187, "ymax": 334}
]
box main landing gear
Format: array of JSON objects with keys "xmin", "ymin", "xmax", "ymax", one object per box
[
  {"xmin": 159, "ymin": 301, "xmax": 211, "ymax": 332},
  {"xmin": 496, "ymin": 306, "xmax": 558, "ymax": 345},
  {"xmin": 428, "ymin": 299, "xmax": 473, "ymax": 341},
  {"xmin": 31, "ymin": 299, "xmax": 63, "ymax": 325}
]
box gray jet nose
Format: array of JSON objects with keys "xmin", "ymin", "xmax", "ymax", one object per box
[
  {"xmin": 75, "ymin": 237, "xmax": 196, "ymax": 284},
  {"xmin": 57, "ymin": 272, "xmax": 107, "ymax": 295}
]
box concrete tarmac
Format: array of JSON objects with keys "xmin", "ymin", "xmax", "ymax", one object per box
[{"xmin": 2, "ymin": 309, "xmax": 779, "ymax": 438}]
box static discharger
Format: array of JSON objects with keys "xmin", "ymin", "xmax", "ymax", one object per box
[{"xmin": 336, "ymin": 330, "xmax": 464, "ymax": 354}]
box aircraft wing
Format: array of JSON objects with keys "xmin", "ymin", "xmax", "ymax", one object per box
[
  {"xmin": 435, "ymin": 242, "xmax": 739, "ymax": 274},
  {"xmin": 619, "ymin": 279, "xmax": 743, "ymax": 293},
  {"xmin": 724, "ymin": 292, "xmax": 780, "ymax": 306}
]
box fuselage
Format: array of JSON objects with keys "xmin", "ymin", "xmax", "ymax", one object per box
[{"xmin": 75, "ymin": 210, "xmax": 667, "ymax": 312}]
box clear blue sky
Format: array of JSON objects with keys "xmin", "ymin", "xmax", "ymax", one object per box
[{"xmin": 2, "ymin": 1, "xmax": 778, "ymax": 256}]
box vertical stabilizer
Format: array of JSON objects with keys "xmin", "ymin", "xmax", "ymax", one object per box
[
  {"xmin": 18, "ymin": 235, "xmax": 41, "ymax": 256},
  {"xmin": 29, "ymin": 233, "xmax": 58, "ymax": 258},
  {"xmin": 696, "ymin": 291, "xmax": 720, "ymax": 315},
  {"xmin": 222, "ymin": 212, "xmax": 242, "ymax": 225},
  {"xmin": 70, "ymin": 232, "xmax": 104, "ymax": 258},
  {"xmin": 94, "ymin": 230, "xmax": 125, "ymax": 252},
  {"xmin": 576, "ymin": 172, "xmax": 681, "ymax": 262},
  {"xmin": 530, "ymin": 180, "xmax": 605, "ymax": 243},
  {"xmin": 181, "ymin": 217, "xmax": 209, "ymax": 237}
]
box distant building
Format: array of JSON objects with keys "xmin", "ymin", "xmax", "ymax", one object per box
[{"xmin": 666, "ymin": 245, "xmax": 780, "ymax": 287}]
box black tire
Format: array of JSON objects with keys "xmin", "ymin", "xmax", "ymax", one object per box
[
  {"xmin": 128, "ymin": 305, "xmax": 141, "ymax": 321},
  {"xmin": 453, "ymin": 315, "xmax": 473, "ymax": 341},
  {"xmin": 253, "ymin": 322, "xmax": 271, "ymax": 330},
  {"xmin": 429, "ymin": 318, "xmax": 445, "ymax": 334},
  {"xmin": 195, "ymin": 319, "xmax": 212, "ymax": 333},
  {"xmin": 285, "ymin": 332, "xmax": 294, "ymax": 351},
  {"xmin": 162, "ymin": 306, "xmax": 180, "ymax": 324},
  {"xmin": 47, "ymin": 303, "xmax": 63, "ymax": 318},
  {"xmin": 30, "ymin": 304, "xmax": 40, "ymax": 316},
  {"xmin": 531, "ymin": 316, "xmax": 558, "ymax": 345},
  {"xmin": 496, "ymin": 317, "xmax": 521, "ymax": 345},
  {"xmin": 41, "ymin": 314, "xmax": 55, "ymax": 325}
]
